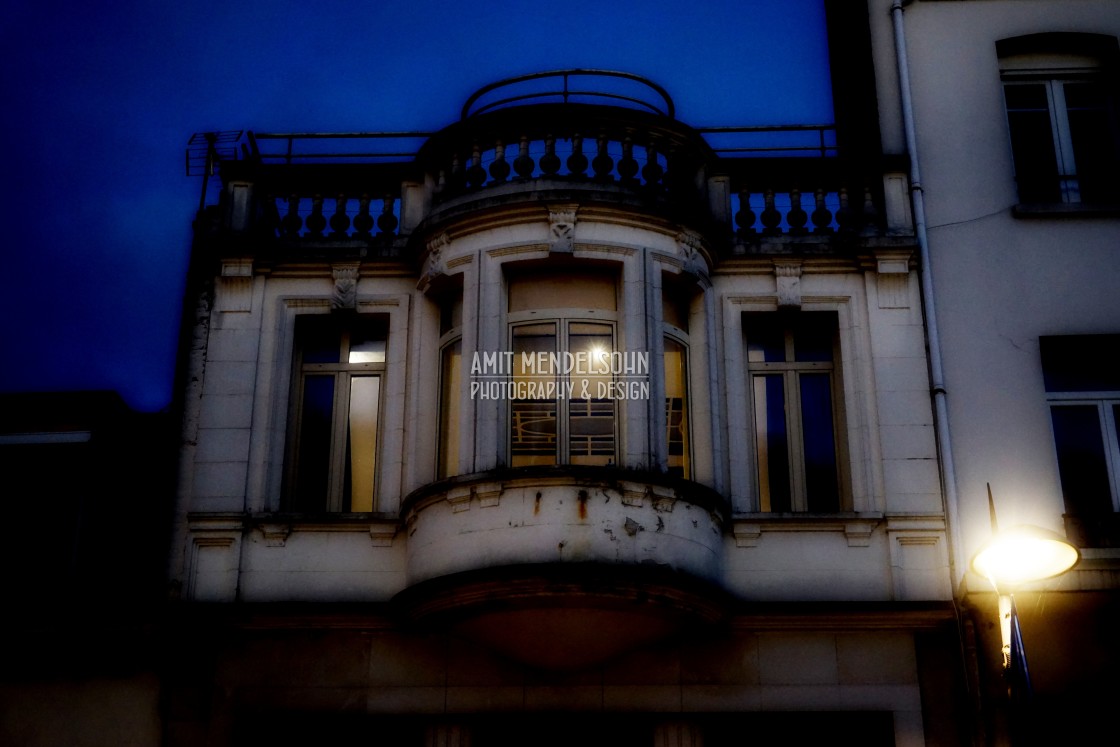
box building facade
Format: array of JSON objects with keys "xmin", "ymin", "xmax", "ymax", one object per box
[{"xmin": 166, "ymin": 6, "xmax": 957, "ymax": 744}]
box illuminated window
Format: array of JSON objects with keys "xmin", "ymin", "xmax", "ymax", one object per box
[
  {"xmin": 285, "ymin": 315, "xmax": 387, "ymax": 512},
  {"xmin": 1042, "ymin": 334, "xmax": 1120, "ymax": 546},
  {"xmin": 999, "ymin": 34, "xmax": 1120, "ymax": 205},
  {"xmin": 664, "ymin": 337, "xmax": 689, "ymax": 478},
  {"xmin": 745, "ymin": 311, "xmax": 843, "ymax": 512},
  {"xmin": 663, "ymin": 279, "xmax": 691, "ymax": 479},
  {"xmin": 507, "ymin": 268, "xmax": 617, "ymax": 467}
]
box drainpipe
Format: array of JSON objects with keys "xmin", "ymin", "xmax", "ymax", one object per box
[{"xmin": 890, "ymin": 0, "xmax": 965, "ymax": 587}]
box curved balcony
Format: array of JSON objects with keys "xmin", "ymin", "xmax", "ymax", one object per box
[{"xmin": 394, "ymin": 467, "xmax": 729, "ymax": 670}]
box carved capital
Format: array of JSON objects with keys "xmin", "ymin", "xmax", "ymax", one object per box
[
  {"xmin": 548, "ymin": 204, "xmax": 578, "ymax": 253},
  {"xmin": 260, "ymin": 522, "xmax": 291, "ymax": 547},
  {"xmin": 369, "ymin": 522, "xmax": 398, "ymax": 547},
  {"xmin": 419, "ymin": 233, "xmax": 450, "ymax": 291},
  {"xmin": 620, "ymin": 481, "xmax": 647, "ymax": 507},
  {"xmin": 676, "ymin": 230, "xmax": 707, "ymax": 277},
  {"xmin": 733, "ymin": 523, "xmax": 762, "ymax": 548},
  {"xmin": 475, "ymin": 482, "xmax": 502, "ymax": 508},
  {"xmin": 774, "ymin": 261, "xmax": 803, "ymax": 309},
  {"xmin": 331, "ymin": 262, "xmax": 361, "ymax": 310}
]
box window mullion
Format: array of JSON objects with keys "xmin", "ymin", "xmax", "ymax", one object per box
[
  {"xmin": 786, "ymin": 369, "xmax": 807, "ymax": 512},
  {"xmin": 328, "ymin": 372, "xmax": 350, "ymax": 512}
]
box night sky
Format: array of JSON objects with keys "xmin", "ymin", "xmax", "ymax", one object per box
[{"xmin": 1, "ymin": 0, "xmax": 832, "ymax": 412}]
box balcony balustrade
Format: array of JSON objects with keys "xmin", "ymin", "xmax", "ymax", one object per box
[{"xmin": 196, "ymin": 70, "xmax": 903, "ymax": 258}]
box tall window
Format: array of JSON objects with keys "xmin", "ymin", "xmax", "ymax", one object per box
[
  {"xmin": 1042, "ymin": 334, "xmax": 1120, "ymax": 546},
  {"xmin": 438, "ymin": 286, "xmax": 463, "ymax": 479},
  {"xmin": 745, "ymin": 311, "xmax": 842, "ymax": 512},
  {"xmin": 999, "ymin": 34, "xmax": 1120, "ymax": 205},
  {"xmin": 663, "ymin": 279, "xmax": 691, "ymax": 478},
  {"xmin": 286, "ymin": 315, "xmax": 387, "ymax": 512},
  {"xmin": 507, "ymin": 268, "xmax": 617, "ymax": 467}
]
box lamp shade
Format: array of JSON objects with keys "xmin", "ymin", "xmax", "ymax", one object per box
[{"xmin": 971, "ymin": 524, "xmax": 1080, "ymax": 589}]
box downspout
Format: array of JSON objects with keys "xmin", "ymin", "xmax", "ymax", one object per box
[{"xmin": 890, "ymin": 1, "xmax": 965, "ymax": 586}]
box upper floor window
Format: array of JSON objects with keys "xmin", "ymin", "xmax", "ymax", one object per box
[
  {"xmin": 745, "ymin": 311, "xmax": 844, "ymax": 512},
  {"xmin": 285, "ymin": 314, "xmax": 387, "ymax": 512},
  {"xmin": 1042, "ymin": 334, "xmax": 1120, "ymax": 547},
  {"xmin": 999, "ymin": 33, "xmax": 1120, "ymax": 206},
  {"xmin": 438, "ymin": 285, "xmax": 463, "ymax": 480},
  {"xmin": 507, "ymin": 267, "xmax": 618, "ymax": 467}
]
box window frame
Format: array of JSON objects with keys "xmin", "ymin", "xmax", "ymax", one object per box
[
  {"xmin": 1047, "ymin": 394, "xmax": 1120, "ymax": 514},
  {"xmin": 663, "ymin": 329, "xmax": 691, "ymax": 480},
  {"xmin": 506, "ymin": 312, "xmax": 619, "ymax": 467},
  {"xmin": 998, "ymin": 32, "xmax": 1120, "ymax": 208},
  {"xmin": 744, "ymin": 311, "xmax": 848, "ymax": 513},
  {"xmin": 284, "ymin": 314, "xmax": 387, "ymax": 513}
]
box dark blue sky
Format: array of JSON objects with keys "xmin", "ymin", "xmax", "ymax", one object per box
[{"xmin": 1, "ymin": 0, "xmax": 832, "ymax": 412}]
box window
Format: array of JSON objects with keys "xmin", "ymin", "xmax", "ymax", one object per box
[
  {"xmin": 286, "ymin": 314, "xmax": 387, "ymax": 512},
  {"xmin": 507, "ymin": 268, "xmax": 618, "ymax": 467},
  {"xmin": 1042, "ymin": 334, "xmax": 1120, "ymax": 546},
  {"xmin": 438, "ymin": 286, "xmax": 463, "ymax": 479},
  {"xmin": 745, "ymin": 311, "xmax": 843, "ymax": 512},
  {"xmin": 663, "ymin": 279, "xmax": 691, "ymax": 478},
  {"xmin": 999, "ymin": 33, "xmax": 1120, "ymax": 205}
]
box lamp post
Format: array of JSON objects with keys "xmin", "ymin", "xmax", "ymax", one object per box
[{"xmin": 969, "ymin": 488, "xmax": 1079, "ymax": 741}]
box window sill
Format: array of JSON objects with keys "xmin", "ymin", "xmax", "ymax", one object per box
[
  {"xmin": 249, "ymin": 512, "xmax": 401, "ymax": 547},
  {"xmin": 1012, "ymin": 202, "xmax": 1120, "ymax": 219},
  {"xmin": 731, "ymin": 512, "xmax": 884, "ymax": 548}
]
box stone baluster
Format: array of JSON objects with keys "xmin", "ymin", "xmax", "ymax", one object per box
[
  {"xmin": 642, "ymin": 137, "xmax": 664, "ymax": 188},
  {"xmin": 760, "ymin": 189, "xmax": 782, "ymax": 236},
  {"xmin": 811, "ymin": 188, "xmax": 833, "ymax": 233},
  {"xmin": 787, "ymin": 188, "xmax": 808, "ymax": 235},
  {"xmin": 377, "ymin": 194, "xmax": 398, "ymax": 236},
  {"xmin": 540, "ymin": 134, "xmax": 560, "ymax": 176},
  {"xmin": 617, "ymin": 133, "xmax": 639, "ymax": 185},
  {"xmin": 835, "ymin": 186, "xmax": 853, "ymax": 233},
  {"xmin": 466, "ymin": 143, "xmax": 486, "ymax": 188},
  {"xmin": 735, "ymin": 188, "xmax": 757, "ymax": 236},
  {"xmin": 282, "ymin": 194, "xmax": 302, "ymax": 237},
  {"xmin": 513, "ymin": 135, "xmax": 535, "ymax": 179},
  {"xmin": 592, "ymin": 132, "xmax": 614, "ymax": 180},
  {"xmin": 489, "ymin": 139, "xmax": 510, "ymax": 183},
  {"xmin": 567, "ymin": 133, "xmax": 588, "ymax": 177},
  {"xmin": 860, "ymin": 185, "xmax": 880, "ymax": 236},
  {"xmin": 449, "ymin": 151, "xmax": 464, "ymax": 192},
  {"xmin": 329, "ymin": 194, "xmax": 350, "ymax": 237},
  {"xmin": 306, "ymin": 194, "xmax": 326, "ymax": 237},
  {"xmin": 353, "ymin": 194, "xmax": 374, "ymax": 236}
]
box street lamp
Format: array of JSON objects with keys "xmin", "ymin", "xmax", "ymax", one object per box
[{"xmin": 969, "ymin": 487, "xmax": 1079, "ymax": 731}]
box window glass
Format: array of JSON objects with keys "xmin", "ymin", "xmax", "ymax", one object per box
[
  {"xmin": 438, "ymin": 340, "xmax": 462, "ymax": 480},
  {"xmin": 1000, "ymin": 39, "xmax": 1119, "ymax": 205},
  {"xmin": 287, "ymin": 315, "xmax": 387, "ymax": 512},
  {"xmin": 665, "ymin": 337, "xmax": 689, "ymax": 478},
  {"xmin": 746, "ymin": 311, "xmax": 842, "ymax": 512},
  {"xmin": 1041, "ymin": 334, "xmax": 1120, "ymax": 545}
]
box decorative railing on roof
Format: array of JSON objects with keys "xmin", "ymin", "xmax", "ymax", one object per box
[{"xmin": 193, "ymin": 71, "xmax": 893, "ymax": 248}]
